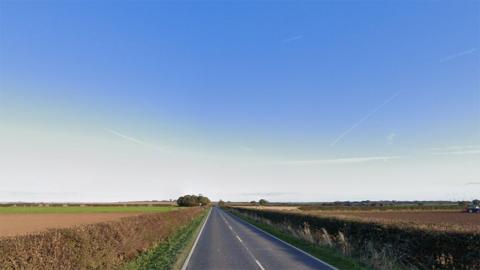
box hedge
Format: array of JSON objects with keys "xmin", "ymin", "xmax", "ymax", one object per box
[{"xmin": 232, "ymin": 207, "xmax": 480, "ymax": 270}]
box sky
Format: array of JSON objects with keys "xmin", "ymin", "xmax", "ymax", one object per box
[{"xmin": 0, "ymin": 1, "xmax": 479, "ymax": 202}]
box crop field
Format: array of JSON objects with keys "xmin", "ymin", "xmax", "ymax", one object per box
[
  {"xmin": 0, "ymin": 205, "xmax": 176, "ymax": 214},
  {"xmin": 308, "ymin": 210, "xmax": 480, "ymax": 232},
  {"xmin": 241, "ymin": 205, "xmax": 479, "ymax": 232},
  {"xmin": 0, "ymin": 206, "xmax": 176, "ymax": 237}
]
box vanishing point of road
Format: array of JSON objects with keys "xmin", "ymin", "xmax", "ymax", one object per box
[{"xmin": 183, "ymin": 207, "xmax": 337, "ymax": 270}]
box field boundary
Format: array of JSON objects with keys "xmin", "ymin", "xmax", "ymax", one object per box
[{"xmin": 181, "ymin": 207, "xmax": 211, "ymax": 270}]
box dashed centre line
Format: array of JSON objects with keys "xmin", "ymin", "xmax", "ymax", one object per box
[
  {"xmin": 219, "ymin": 211, "xmax": 266, "ymax": 270},
  {"xmin": 255, "ymin": 259, "xmax": 266, "ymax": 270}
]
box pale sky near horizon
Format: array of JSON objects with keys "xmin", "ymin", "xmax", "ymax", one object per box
[{"xmin": 0, "ymin": 1, "xmax": 479, "ymax": 202}]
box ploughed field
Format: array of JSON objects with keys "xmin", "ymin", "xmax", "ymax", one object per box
[
  {"xmin": 240, "ymin": 205, "xmax": 480, "ymax": 232},
  {"xmin": 0, "ymin": 206, "xmax": 175, "ymax": 237},
  {"xmin": 308, "ymin": 210, "xmax": 480, "ymax": 232}
]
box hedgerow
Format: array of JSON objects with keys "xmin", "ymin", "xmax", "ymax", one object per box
[
  {"xmin": 0, "ymin": 207, "xmax": 205, "ymax": 269},
  {"xmin": 231, "ymin": 207, "xmax": 480, "ymax": 270}
]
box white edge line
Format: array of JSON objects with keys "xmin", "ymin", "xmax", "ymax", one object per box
[
  {"xmin": 181, "ymin": 208, "xmax": 212, "ymax": 270},
  {"xmin": 223, "ymin": 209, "xmax": 339, "ymax": 270}
]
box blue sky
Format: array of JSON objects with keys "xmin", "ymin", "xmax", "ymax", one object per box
[{"xmin": 0, "ymin": 1, "xmax": 479, "ymax": 202}]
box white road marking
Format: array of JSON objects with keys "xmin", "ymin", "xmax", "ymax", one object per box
[
  {"xmin": 219, "ymin": 209, "xmax": 266, "ymax": 270},
  {"xmin": 255, "ymin": 259, "xmax": 266, "ymax": 270},
  {"xmin": 225, "ymin": 210, "xmax": 338, "ymax": 270},
  {"xmin": 181, "ymin": 208, "xmax": 212, "ymax": 270}
]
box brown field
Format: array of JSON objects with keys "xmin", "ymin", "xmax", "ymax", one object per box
[
  {"xmin": 237, "ymin": 205, "xmax": 300, "ymax": 211},
  {"xmin": 242, "ymin": 205, "xmax": 480, "ymax": 232},
  {"xmin": 309, "ymin": 210, "xmax": 480, "ymax": 232},
  {"xmin": 0, "ymin": 213, "xmax": 139, "ymax": 237}
]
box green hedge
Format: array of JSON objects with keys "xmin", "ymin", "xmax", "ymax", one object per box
[{"xmin": 233, "ymin": 207, "xmax": 480, "ymax": 270}]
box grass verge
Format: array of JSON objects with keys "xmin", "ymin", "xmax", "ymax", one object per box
[
  {"xmin": 124, "ymin": 209, "xmax": 208, "ymax": 270},
  {"xmin": 229, "ymin": 210, "xmax": 370, "ymax": 270}
]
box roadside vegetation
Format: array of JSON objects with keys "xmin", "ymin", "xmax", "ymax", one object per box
[
  {"xmin": 124, "ymin": 209, "xmax": 208, "ymax": 270},
  {"xmin": 0, "ymin": 207, "xmax": 205, "ymax": 269},
  {"xmin": 228, "ymin": 206, "xmax": 480, "ymax": 270}
]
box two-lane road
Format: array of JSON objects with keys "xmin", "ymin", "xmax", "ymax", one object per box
[{"xmin": 184, "ymin": 207, "xmax": 336, "ymax": 270}]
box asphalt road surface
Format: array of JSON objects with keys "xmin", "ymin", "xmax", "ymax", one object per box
[{"xmin": 184, "ymin": 207, "xmax": 337, "ymax": 270}]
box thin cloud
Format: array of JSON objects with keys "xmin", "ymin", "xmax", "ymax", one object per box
[
  {"xmin": 430, "ymin": 145, "xmax": 477, "ymax": 151},
  {"xmin": 106, "ymin": 129, "xmax": 169, "ymax": 152},
  {"xmin": 282, "ymin": 35, "xmax": 303, "ymax": 43},
  {"xmin": 431, "ymin": 145, "xmax": 480, "ymax": 156},
  {"xmin": 439, "ymin": 48, "xmax": 477, "ymax": 63},
  {"xmin": 433, "ymin": 149, "xmax": 480, "ymax": 156},
  {"xmin": 465, "ymin": 182, "xmax": 480, "ymax": 186},
  {"xmin": 240, "ymin": 145, "xmax": 254, "ymax": 152},
  {"xmin": 331, "ymin": 91, "xmax": 401, "ymax": 146},
  {"xmin": 279, "ymin": 155, "xmax": 401, "ymax": 165}
]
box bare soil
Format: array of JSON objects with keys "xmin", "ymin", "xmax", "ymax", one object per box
[
  {"xmin": 0, "ymin": 213, "xmax": 139, "ymax": 237},
  {"xmin": 310, "ymin": 211, "xmax": 480, "ymax": 232},
  {"xmin": 238, "ymin": 206, "xmax": 300, "ymax": 211}
]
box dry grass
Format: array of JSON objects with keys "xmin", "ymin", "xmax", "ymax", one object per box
[{"xmin": 0, "ymin": 207, "xmax": 205, "ymax": 270}]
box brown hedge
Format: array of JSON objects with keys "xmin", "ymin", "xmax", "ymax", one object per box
[
  {"xmin": 0, "ymin": 207, "xmax": 204, "ymax": 270},
  {"xmin": 232, "ymin": 207, "xmax": 480, "ymax": 270}
]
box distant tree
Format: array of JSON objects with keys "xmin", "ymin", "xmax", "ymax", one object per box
[
  {"xmin": 259, "ymin": 199, "xmax": 268, "ymax": 206},
  {"xmin": 198, "ymin": 195, "xmax": 211, "ymax": 206},
  {"xmin": 250, "ymin": 200, "xmax": 257, "ymax": 206},
  {"xmin": 177, "ymin": 194, "xmax": 211, "ymax": 207},
  {"xmin": 218, "ymin": 200, "xmax": 226, "ymax": 207}
]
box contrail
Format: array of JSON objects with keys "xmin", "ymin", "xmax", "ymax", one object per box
[
  {"xmin": 106, "ymin": 129, "xmax": 169, "ymax": 152},
  {"xmin": 282, "ymin": 35, "xmax": 303, "ymax": 43},
  {"xmin": 439, "ymin": 48, "xmax": 477, "ymax": 63},
  {"xmin": 331, "ymin": 91, "xmax": 401, "ymax": 146},
  {"xmin": 106, "ymin": 129, "xmax": 146, "ymax": 145},
  {"xmin": 279, "ymin": 155, "xmax": 401, "ymax": 165}
]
